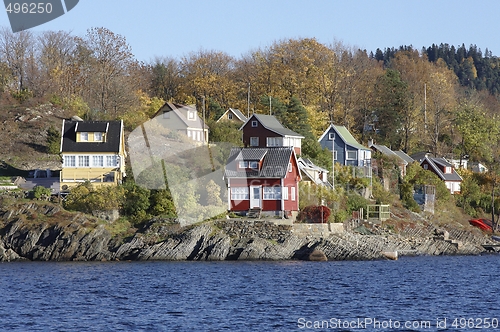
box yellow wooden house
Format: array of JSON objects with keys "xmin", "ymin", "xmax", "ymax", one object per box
[{"xmin": 60, "ymin": 119, "xmax": 126, "ymax": 191}]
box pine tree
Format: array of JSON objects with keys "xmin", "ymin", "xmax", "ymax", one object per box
[
  {"xmin": 282, "ymin": 96, "xmax": 313, "ymax": 139},
  {"xmin": 46, "ymin": 125, "xmax": 61, "ymax": 154}
]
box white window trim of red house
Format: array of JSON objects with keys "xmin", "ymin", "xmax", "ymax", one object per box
[{"xmin": 263, "ymin": 186, "xmax": 282, "ymax": 200}]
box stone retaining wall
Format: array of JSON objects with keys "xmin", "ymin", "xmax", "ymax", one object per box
[
  {"xmin": 215, "ymin": 219, "xmax": 292, "ymax": 240},
  {"xmin": 292, "ymin": 223, "xmax": 344, "ymax": 237}
]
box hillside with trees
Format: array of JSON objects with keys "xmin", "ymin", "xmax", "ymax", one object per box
[{"xmin": 2, "ymin": 26, "xmax": 500, "ymax": 225}]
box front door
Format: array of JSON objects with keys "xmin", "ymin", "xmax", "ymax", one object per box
[{"xmin": 250, "ymin": 186, "xmax": 261, "ymax": 208}]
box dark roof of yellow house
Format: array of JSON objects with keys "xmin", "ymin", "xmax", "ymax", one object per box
[{"xmin": 61, "ymin": 120, "xmax": 123, "ymax": 153}]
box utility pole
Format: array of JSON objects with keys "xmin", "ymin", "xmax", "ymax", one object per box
[
  {"xmin": 247, "ymin": 83, "xmax": 250, "ymax": 118},
  {"xmin": 202, "ymin": 96, "xmax": 206, "ymax": 145},
  {"xmin": 331, "ymin": 125, "xmax": 335, "ymax": 190},
  {"xmin": 424, "ymin": 83, "xmax": 427, "ymax": 133}
]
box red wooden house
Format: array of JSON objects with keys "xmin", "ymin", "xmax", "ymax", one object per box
[
  {"xmin": 224, "ymin": 146, "xmax": 301, "ymax": 220},
  {"xmin": 240, "ymin": 114, "xmax": 304, "ymax": 155},
  {"xmin": 420, "ymin": 156, "xmax": 462, "ymax": 194}
]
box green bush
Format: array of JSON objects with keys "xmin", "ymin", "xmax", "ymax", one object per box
[
  {"xmin": 400, "ymin": 181, "xmax": 420, "ymax": 212},
  {"xmin": 347, "ymin": 193, "xmax": 369, "ymax": 214},
  {"xmin": 46, "ymin": 125, "xmax": 61, "ymax": 154},
  {"xmin": 32, "ymin": 185, "xmax": 51, "ymax": 199},
  {"xmin": 11, "ymin": 89, "xmax": 32, "ymax": 103},
  {"xmin": 63, "ymin": 182, "xmax": 126, "ymax": 213}
]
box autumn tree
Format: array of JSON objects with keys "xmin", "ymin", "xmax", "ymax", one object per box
[
  {"xmin": 425, "ymin": 61, "xmax": 459, "ymax": 156},
  {"xmin": 454, "ymin": 99, "xmax": 496, "ymax": 165},
  {"xmin": 36, "ymin": 30, "xmax": 78, "ymax": 98},
  {"xmin": 0, "ymin": 27, "xmax": 35, "ymax": 93},
  {"xmin": 179, "ymin": 49, "xmax": 238, "ymax": 114},
  {"xmin": 390, "ymin": 51, "xmax": 433, "ymax": 152},
  {"xmin": 150, "ymin": 56, "xmax": 181, "ymax": 101},
  {"xmin": 82, "ymin": 27, "xmax": 137, "ymax": 117}
]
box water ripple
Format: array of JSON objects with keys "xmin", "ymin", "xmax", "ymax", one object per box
[{"xmin": 0, "ymin": 256, "xmax": 499, "ymax": 331}]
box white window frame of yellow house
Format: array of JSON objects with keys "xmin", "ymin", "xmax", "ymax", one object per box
[
  {"xmin": 94, "ymin": 132, "xmax": 103, "ymax": 142},
  {"xmin": 78, "ymin": 155, "xmax": 89, "ymax": 167},
  {"xmin": 63, "ymin": 155, "xmax": 76, "ymax": 167},
  {"xmin": 80, "ymin": 132, "xmax": 88, "ymax": 142},
  {"xmin": 93, "ymin": 155, "xmax": 104, "ymax": 167},
  {"xmin": 106, "ymin": 155, "xmax": 117, "ymax": 167}
]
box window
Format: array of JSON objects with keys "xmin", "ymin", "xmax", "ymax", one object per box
[
  {"xmin": 423, "ymin": 164, "xmax": 428, "ymax": 170},
  {"xmin": 80, "ymin": 132, "xmax": 88, "ymax": 142},
  {"xmin": 267, "ymin": 137, "xmax": 282, "ymax": 147},
  {"xmin": 250, "ymin": 137, "xmax": 259, "ymax": 146},
  {"xmin": 251, "ymin": 120, "xmax": 258, "ymax": 127},
  {"xmin": 333, "ymin": 151, "xmax": 337, "ymax": 160},
  {"xmin": 346, "ymin": 150, "xmax": 357, "ymax": 160},
  {"xmin": 328, "ymin": 132, "xmax": 335, "ymax": 140},
  {"xmin": 106, "ymin": 155, "xmax": 117, "ymax": 167},
  {"xmin": 188, "ymin": 111, "xmax": 195, "ymax": 120},
  {"xmin": 231, "ymin": 187, "xmax": 249, "ymax": 200},
  {"xmin": 94, "ymin": 132, "xmax": 103, "ymax": 142},
  {"xmin": 64, "ymin": 156, "xmax": 75, "ymax": 167},
  {"xmin": 228, "ymin": 113, "xmax": 233, "ymax": 120},
  {"xmin": 291, "ymin": 187, "xmax": 296, "ymax": 201},
  {"xmin": 93, "ymin": 156, "xmax": 104, "ymax": 167},
  {"xmin": 78, "ymin": 156, "xmax": 89, "ymax": 167},
  {"xmin": 288, "ymin": 163, "xmax": 292, "ymax": 172},
  {"xmin": 239, "ymin": 161, "xmax": 258, "ymax": 169},
  {"xmin": 445, "ymin": 166, "xmax": 451, "ymax": 173},
  {"xmin": 283, "ymin": 187, "xmax": 289, "ymax": 200},
  {"xmin": 263, "ymin": 186, "xmax": 282, "ymax": 200}
]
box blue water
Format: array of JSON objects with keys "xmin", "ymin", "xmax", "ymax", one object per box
[{"xmin": 0, "ymin": 255, "xmax": 499, "ymax": 331}]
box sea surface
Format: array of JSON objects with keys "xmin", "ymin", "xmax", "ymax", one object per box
[{"xmin": 0, "ymin": 255, "xmax": 499, "ymax": 331}]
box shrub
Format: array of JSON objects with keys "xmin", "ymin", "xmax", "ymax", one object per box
[
  {"xmin": 346, "ymin": 193, "xmax": 369, "ymax": 214},
  {"xmin": 298, "ymin": 205, "xmax": 331, "ymax": 223},
  {"xmin": 31, "ymin": 185, "xmax": 51, "ymax": 200},
  {"xmin": 11, "ymin": 89, "xmax": 32, "ymax": 103},
  {"xmin": 46, "ymin": 125, "xmax": 61, "ymax": 154},
  {"xmin": 63, "ymin": 182, "xmax": 126, "ymax": 214}
]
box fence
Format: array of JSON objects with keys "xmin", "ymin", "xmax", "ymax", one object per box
[{"xmin": 366, "ymin": 204, "xmax": 390, "ymax": 223}]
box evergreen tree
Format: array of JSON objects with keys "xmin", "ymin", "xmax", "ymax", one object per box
[
  {"xmin": 46, "ymin": 125, "xmax": 61, "ymax": 154},
  {"xmin": 282, "ymin": 96, "xmax": 314, "ymax": 139},
  {"xmin": 373, "ymin": 69, "xmax": 408, "ymax": 149},
  {"xmin": 260, "ymin": 95, "xmax": 287, "ymax": 120},
  {"xmin": 207, "ymin": 98, "xmax": 225, "ymax": 120}
]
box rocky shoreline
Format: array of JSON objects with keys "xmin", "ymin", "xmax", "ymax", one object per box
[{"xmin": 0, "ymin": 202, "xmax": 494, "ymax": 262}]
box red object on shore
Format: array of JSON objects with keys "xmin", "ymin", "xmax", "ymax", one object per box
[{"xmin": 469, "ymin": 219, "xmax": 493, "ymax": 232}]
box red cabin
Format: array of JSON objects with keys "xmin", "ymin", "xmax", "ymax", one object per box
[
  {"xmin": 240, "ymin": 114, "xmax": 303, "ymax": 155},
  {"xmin": 224, "ymin": 146, "xmax": 301, "ymax": 220}
]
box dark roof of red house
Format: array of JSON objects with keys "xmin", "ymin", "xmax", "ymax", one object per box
[
  {"xmin": 225, "ymin": 146, "xmax": 295, "ymax": 179},
  {"xmin": 421, "ymin": 156, "xmax": 462, "ymax": 182},
  {"xmin": 240, "ymin": 114, "xmax": 304, "ymax": 138},
  {"xmin": 61, "ymin": 120, "xmax": 122, "ymax": 153}
]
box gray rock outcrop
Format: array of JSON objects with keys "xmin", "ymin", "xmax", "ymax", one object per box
[{"xmin": 0, "ymin": 203, "xmax": 492, "ymax": 262}]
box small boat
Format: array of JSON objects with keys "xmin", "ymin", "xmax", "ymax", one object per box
[
  {"xmin": 469, "ymin": 219, "xmax": 493, "ymax": 232},
  {"xmin": 492, "ymin": 235, "xmax": 500, "ymax": 242}
]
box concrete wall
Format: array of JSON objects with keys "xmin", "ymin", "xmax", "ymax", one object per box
[{"xmin": 292, "ymin": 223, "xmax": 344, "ymax": 237}]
